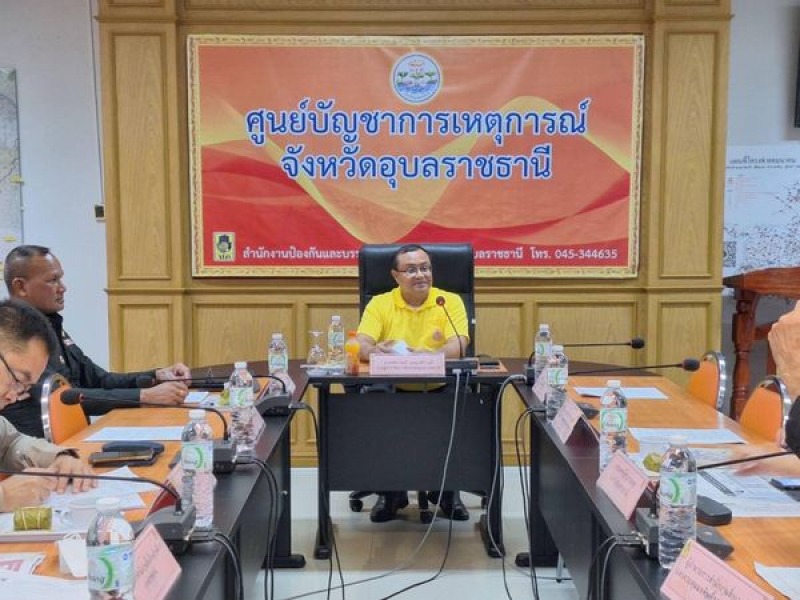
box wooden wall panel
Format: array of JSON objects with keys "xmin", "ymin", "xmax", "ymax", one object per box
[
  {"xmin": 192, "ymin": 300, "xmax": 295, "ymax": 366},
  {"xmin": 653, "ymin": 296, "xmax": 719, "ymax": 385},
  {"xmin": 659, "ymin": 32, "xmax": 716, "ymax": 278},
  {"xmin": 475, "ymin": 302, "xmax": 526, "ymax": 358},
  {"xmin": 108, "ymin": 34, "xmax": 173, "ymax": 280},
  {"xmin": 114, "ymin": 301, "xmax": 177, "ymax": 371}
]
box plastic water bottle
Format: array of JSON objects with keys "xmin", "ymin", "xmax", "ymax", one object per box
[
  {"xmin": 534, "ymin": 324, "xmax": 552, "ymax": 380},
  {"xmin": 87, "ymin": 497, "xmax": 134, "ymax": 600},
  {"xmin": 658, "ymin": 435, "xmax": 697, "ymax": 569},
  {"xmin": 229, "ymin": 361, "xmax": 255, "ymax": 456},
  {"xmin": 267, "ymin": 333, "xmax": 289, "ymax": 394},
  {"xmin": 545, "ymin": 344, "xmax": 568, "ymax": 420},
  {"xmin": 599, "ymin": 380, "xmax": 628, "ymax": 472},
  {"xmin": 328, "ymin": 315, "xmax": 345, "ymax": 371},
  {"xmin": 182, "ymin": 409, "xmax": 215, "ymax": 529}
]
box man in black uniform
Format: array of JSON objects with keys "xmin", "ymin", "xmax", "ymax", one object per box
[{"xmin": 2, "ymin": 245, "xmax": 190, "ymax": 438}]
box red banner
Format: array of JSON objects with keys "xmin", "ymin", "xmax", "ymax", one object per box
[{"xmin": 188, "ymin": 35, "xmax": 644, "ymax": 277}]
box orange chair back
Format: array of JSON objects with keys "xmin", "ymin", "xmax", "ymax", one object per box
[
  {"xmin": 40, "ymin": 373, "xmax": 88, "ymax": 444},
  {"xmin": 739, "ymin": 376, "xmax": 791, "ymax": 441},
  {"xmin": 686, "ymin": 351, "xmax": 726, "ymax": 411}
]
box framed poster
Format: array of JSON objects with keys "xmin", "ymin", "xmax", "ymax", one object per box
[{"xmin": 188, "ymin": 35, "xmax": 644, "ymax": 277}]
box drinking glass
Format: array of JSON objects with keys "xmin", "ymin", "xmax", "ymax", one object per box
[{"xmin": 307, "ymin": 330, "xmax": 326, "ymax": 365}]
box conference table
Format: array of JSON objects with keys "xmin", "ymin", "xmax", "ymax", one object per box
[
  {"xmin": 0, "ymin": 362, "xmax": 306, "ymax": 600},
  {"xmin": 509, "ymin": 358, "xmax": 800, "ymax": 599},
  {"xmin": 302, "ymin": 361, "xmax": 510, "ymax": 560}
]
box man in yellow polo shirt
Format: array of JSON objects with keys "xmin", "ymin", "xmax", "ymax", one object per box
[{"xmin": 356, "ymin": 244, "xmax": 470, "ymax": 523}]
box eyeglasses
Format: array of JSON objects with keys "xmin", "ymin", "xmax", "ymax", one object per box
[
  {"xmin": 0, "ymin": 350, "xmax": 30, "ymax": 394},
  {"xmin": 395, "ymin": 264, "xmax": 432, "ymax": 277}
]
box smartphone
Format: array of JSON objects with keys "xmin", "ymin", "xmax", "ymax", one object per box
[
  {"xmin": 769, "ymin": 477, "xmax": 800, "ymax": 490},
  {"xmin": 89, "ymin": 449, "xmax": 156, "ymax": 466}
]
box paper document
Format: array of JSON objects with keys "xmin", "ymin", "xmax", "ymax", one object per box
[
  {"xmin": 629, "ymin": 428, "xmax": 745, "ymax": 445},
  {"xmin": 43, "ymin": 466, "xmax": 154, "ymax": 511},
  {"xmin": 697, "ymin": 470, "xmax": 800, "ymax": 518},
  {"xmin": 84, "ymin": 426, "xmax": 184, "ymax": 442},
  {"xmin": 576, "ymin": 386, "xmax": 667, "ymax": 400},
  {"xmin": 184, "ymin": 391, "xmax": 209, "ymax": 404},
  {"xmin": 0, "ymin": 572, "xmax": 87, "ymax": 599},
  {"xmin": 755, "ymin": 563, "xmax": 800, "ymax": 599}
]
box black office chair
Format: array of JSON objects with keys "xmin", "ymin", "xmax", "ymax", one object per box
[{"xmin": 348, "ymin": 242, "xmax": 477, "ymax": 522}]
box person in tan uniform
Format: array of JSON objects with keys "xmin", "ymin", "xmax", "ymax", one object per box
[{"xmin": 0, "ymin": 299, "xmax": 95, "ymax": 511}]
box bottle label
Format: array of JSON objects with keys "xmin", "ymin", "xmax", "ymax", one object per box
[
  {"xmin": 535, "ymin": 341, "xmax": 551, "ymax": 358},
  {"xmin": 659, "ymin": 472, "xmax": 697, "ymax": 507},
  {"xmin": 182, "ymin": 440, "xmax": 213, "ymax": 473},
  {"xmin": 229, "ymin": 385, "xmax": 253, "ymax": 408},
  {"xmin": 268, "ymin": 352, "xmax": 288, "ymax": 374},
  {"xmin": 599, "ymin": 408, "xmax": 627, "ymax": 433},
  {"xmin": 88, "ymin": 543, "xmax": 134, "ymax": 592},
  {"xmin": 547, "ymin": 366, "xmax": 567, "ymax": 386},
  {"xmin": 328, "ymin": 330, "xmax": 344, "ymax": 349}
]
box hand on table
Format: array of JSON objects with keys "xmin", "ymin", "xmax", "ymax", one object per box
[
  {"xmin": 141, "ymin": 381, "xmax": 189, "ymax": 406},
  {"xmin": 0, "ymin": 471, "xmax": 53, "ymax": 511},
  {"xmin": 155, "ymin": 362, "xmax": 191, "ymax": 381},
  {"xmin": 47, "ymin": 454, "xmax": 97, "ymax": 493}
]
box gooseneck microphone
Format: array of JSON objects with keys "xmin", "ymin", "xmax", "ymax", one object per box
[
  {"xmin": 436, "ymin": 295, "xmax": 465, "ymax": 359},
  {"xmin": 61, "ymin": 390, "xmax": 236, "ymax": 474},
  {"xmin": 136, "ymin": 374, "xmax": 288, "ymax": 393},
  {"xmin": 570, "ymin": 358, "xmax": 700, "ymax": 376},
  {"xmin": 562, "ymin": 337, "xmax": 646, "ymax": 350},
  {"xmin": 0, "ymin": 467, "xmax": 195, "ymax": 554}
]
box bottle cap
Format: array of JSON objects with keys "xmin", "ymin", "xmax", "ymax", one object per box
[
  {"xmin": 234, "ymin": 361, "xmax": 247, "ymax": 369},
  {"xmin": 189, "ymin": 409, "xmax": 205, "ymax": 420},
  {"xmin": 539, "ymin": 324, "xmax": 549, "ymax": 331},
  {"xmin": 607, "ymin": 379, "xmax": 621, "ymax": 388},
  {"xmin": 272, "ymin": 333, "xmax": 283, "ymax": 340},
  {"xmin": 332, "ymin": 315, "xmax": 341, "ymax": 322},
  {"xmin": 96, "ymin": 497, "xmax": 121, "ymax": 511},
  {"xmin": 347, "ymin": 330, "xmax": 357, "ymax": 336}
]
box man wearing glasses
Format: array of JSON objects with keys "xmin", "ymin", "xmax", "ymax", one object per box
[
  {"xmin": 356, "ymin": 244, "xmax": 470, "ymax": 522},
  {"xmin": 2, "ymin": 245, "xmax": 190, "ymax": 438},
  {"xmin": 0, "ymin": 299, "xmax": 95, "ymax": 511}
]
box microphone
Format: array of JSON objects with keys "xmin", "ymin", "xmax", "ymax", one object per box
[
  {"xmin": 436, "ymin": 295, "xmax": 478, "ymax": 374},
  {"xmin": 0, "ymin": 467, "xmax": 195, "ymax": 554},
  {"xmin": 135, "ymin": 374, "xmax": 288, "ymax": 393},
  {"xmin": 562, "ymin": 337, "xmax": 646, "ymax": 350},
  {"xmin": 61, "ymin": 390, "xmax": 236, "ymax": 474},
  {"xmin": 570, "ymin": 358, "xmax": 700, "ymax": 376},
  {"xmin": 436, "ymin": 295, "xmax": 465, "ymax": 359}
]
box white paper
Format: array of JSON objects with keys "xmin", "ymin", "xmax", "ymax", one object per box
[
  {"xmin": 629, "ymin": 428, "xmax": 746, "ymax": 445},
  {"xmin": 755, "ymin": 563, "xmax": 800, "ymax": 600},
  {"xmin": 697, "ymin": 470, "xmax": 800, "ymax": 518},
  {"xmin": 0, "ymin": 571, "xmax": 87, "ymax": 599},
  {"xmin": 84, "ymin": 426, "xmax": 184, "ymax": 442},
  {"xmin": 183, "ymin": 391, "xmax": 209, "ymax": 404},
  {"xmin": 576, "ymin": 386, "xmax": 667, "ymax": 400},
  {"xmin": 43, "ymin": 467, "xmax": 154, "ymax": 511}
]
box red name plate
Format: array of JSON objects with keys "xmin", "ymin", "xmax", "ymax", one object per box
[
  {"xmin": 596, "ymin": 452, "xmax": 650, "ymax": 519},
  {"xmin": 662, "ymin": 539, "xmax": 774, "ymax": 600},
  {"xmin": 369, "ymin": 353, "xmax": 445, "ymax": 376},
  {"xmin": 552, "ymin": 399, "xmax": 583, "ymax": 443},
  {"xmin": 134, "ymin": 524, "xmax": 182, "ymax": 600}
]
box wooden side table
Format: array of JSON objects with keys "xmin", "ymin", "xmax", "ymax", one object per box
[{"xmin": 723, "ymin": 266, "xmax": 800, "ymax": 417}]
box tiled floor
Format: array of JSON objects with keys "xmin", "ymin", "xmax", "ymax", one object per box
[{"xmin": 253, "ymin": 467, "xmax": 579, "ymax": 600}]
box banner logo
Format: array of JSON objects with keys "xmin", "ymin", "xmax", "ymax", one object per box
[
  {"xmin": 392, "ymin": 53, "xmax": 441, "ymax": 104},
  {"xmin": 213, "ymin": 232, "xmax": 235, "ymax": 262}
]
